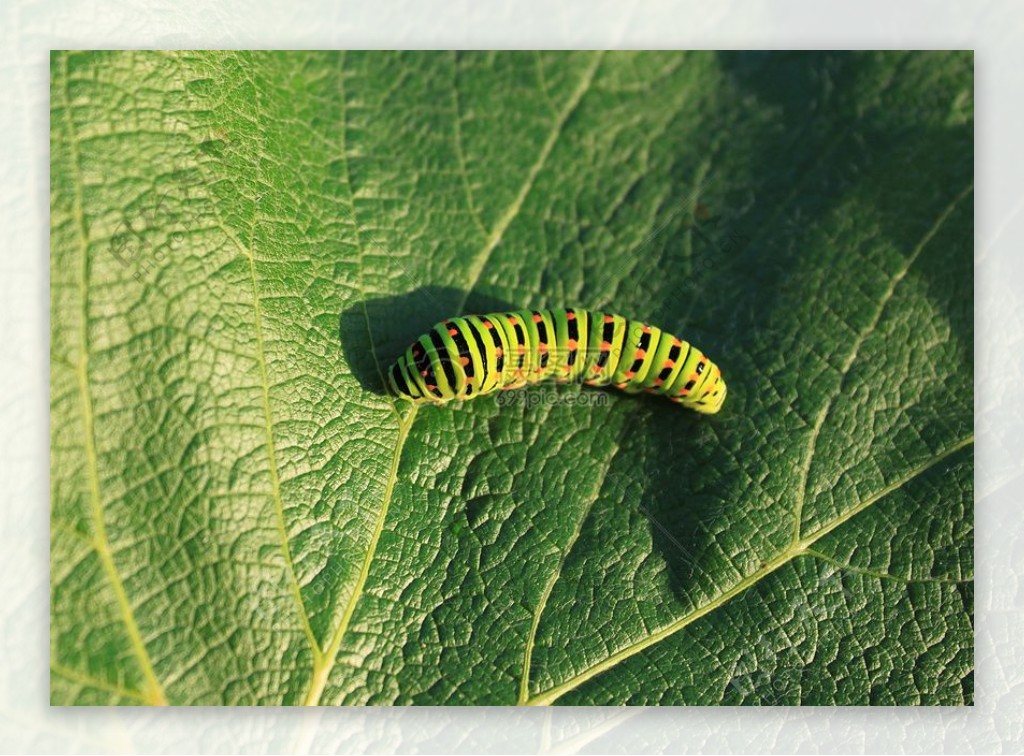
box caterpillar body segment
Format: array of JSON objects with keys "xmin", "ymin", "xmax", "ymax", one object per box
[{"xmin": 387, "ymin": 308, "xmax": 726, "ymax": 414}]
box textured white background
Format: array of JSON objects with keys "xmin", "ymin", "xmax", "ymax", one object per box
[{"xmin": 4, "ymin": 0, "xmax": 1021, "ymax": 752}]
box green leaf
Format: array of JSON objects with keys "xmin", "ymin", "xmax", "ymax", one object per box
[{"xmin": 50, "ymin": 50, "xmax": 973, "ymax": 706}]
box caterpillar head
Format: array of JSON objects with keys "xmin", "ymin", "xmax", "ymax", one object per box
[
  {"xmin": 689, "ymin": 378, "xmax": 727, "ymax": 414},
  {"xmin": 670, "ymin": 358, "xmax": 726, "ymax": 414},
  {"xmin": 688, "ymin": 366, "xmax": 726, "ymax": 414}
]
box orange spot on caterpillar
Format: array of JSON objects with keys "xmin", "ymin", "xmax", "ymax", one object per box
[
  {"xmin": 642, "ymin": 325, "xmax": 651, "ymax": 333},
  {"xmin": 600, "ymin": 341, "xmax": 612, "ymax": 351},
  {"xmin": 634, "ymin": 349, "xmax": 646, "ymax": 360},
  {"xmin": 566, "ymin": 311, "xmax": 576, "ymax": 320},
  {"xmin": 566, "ymin": 339, "xmax": 578, "ymax": 350},
  {"xmin": 459, "ymin": 356, "xmax": 470, "ymax": 367},
  {"xmin": 624, "ymin": 371, "xmax": 636, "ymax": 379},
  {"xmin": 533, "ymin": 314, "xmax": 543, "ymax": 323},
  {"xmin": 495, "ymin": 347, "xmax": 503, "ymax": 357},
  {"xmin": 538, "ymin": 343, "xmax": 549, "ymax": 353},
  {"xmin": 654, "ymin": 378, "xmax": 664, "ymax": 386},
  {"xmin": 664, "ymin": 359, "xmax": 675, "ymax": 369},
  {"xmin": 448, "ymin": 328, "xmax": 458, "ymax": 336},
  {"xmin": 604, "ymin": 315, "xmax": 615, "ymax": 323},
  {"xmin": 483, "ymin": 320, "xmax": 494, "ymax": 329}
]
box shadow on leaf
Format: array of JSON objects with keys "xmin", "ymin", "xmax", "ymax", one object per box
[{"xmin": 339, "ymin": 286, "xmax": 518, "ymax": 396}]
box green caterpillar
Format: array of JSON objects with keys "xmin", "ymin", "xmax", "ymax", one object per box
[{"xmin": 387, "ymin": 308, "xmax": 726, "ymax": 414}]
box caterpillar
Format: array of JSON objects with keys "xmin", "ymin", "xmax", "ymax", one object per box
[{"xmin": 386, "ymin": 308, "xmax": 726, "ymax": 414}]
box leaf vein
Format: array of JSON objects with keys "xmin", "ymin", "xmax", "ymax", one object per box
[
  {"xmin": 450, "ymin": 51, "xmax": 488, "ymax": 238},
  {"xmin": 518, "ymin": 439, "xmax": 622, "ymax": 704},
  {"xmin": 457, "ymin": 51, "xmax": 604, "ymax": 303},
  {"xmin": 236, "ymin": 60, "xmax": 322, "ymax": 661},
  {"xmin": 801, "ymin": 549, "xmax": 971, "ymax": 585},
  {"xmin": 790, "ymin": 181, "xmax": 974, "ymax": 542},
  {"xmin": 304, "ymin": 407, "xmax": 417, "ymax": 705},
  {"xmin": 303, "ymin": 52, "xmax": 417, "ymax": 704},
  {"xmin": 59, "ymin": 52, "xmax": 167, "ymax": 707},
  {"xmin": 306, "ymin": 52, "xmax": 605, "ymax": 704},
  {"xmin": 50, "ymin": 663, "xmax": 149, "ymax": 704},
  {"xmin": 524, "ymin": 435, "xmax": 973, "ymax": 705}
]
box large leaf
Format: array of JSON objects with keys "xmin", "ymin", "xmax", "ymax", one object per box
[{"xmin": 50, "ymin": 50, "xmax": 973, "ymax": 706}]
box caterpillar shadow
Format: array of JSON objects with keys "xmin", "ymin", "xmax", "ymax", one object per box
[
  {"xmin": 342, "ymin": 287, "xmax": 743, "ymax": 619},
  {"xmin": 339, "ymin": 286, "xmax": 518, "ymax": 396},
  {"xmin": 585, "ymin": 389, "xmax": 743, "ymax": 616}
]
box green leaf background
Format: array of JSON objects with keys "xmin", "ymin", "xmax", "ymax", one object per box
[{"xmin": 50, "ymin": 50, "xmax": 973, "ymax": 706}]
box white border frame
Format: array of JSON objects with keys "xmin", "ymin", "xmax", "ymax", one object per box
[{"xmin": 5, "ymin": 1, "xmax": 1020, "ymax": 752}]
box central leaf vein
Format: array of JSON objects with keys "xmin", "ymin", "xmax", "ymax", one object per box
[{"xmin": 304, "ymin": 51, "xmax": 606, "ymax": 704}]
